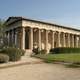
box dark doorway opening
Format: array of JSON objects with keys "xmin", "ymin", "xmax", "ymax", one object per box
[
  {"xmin": 25, "ymin": 31, "xmax": 29, "ymax": 49},
  {"xmin": 54, "ymin": 42, "xmax": 57, "ymax": 48}
]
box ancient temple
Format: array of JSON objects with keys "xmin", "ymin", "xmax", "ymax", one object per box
[{"xmin": 5, "ymin": 17, "xmax": 80, "ymax": 53}]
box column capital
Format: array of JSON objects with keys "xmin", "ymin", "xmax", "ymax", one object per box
[
  {"xmin": 58, "ymin": 31, "xmax": 61, "ymax": 33},
  {"xmin": 52, "ymin": 31, "xmax": 55, "ymax": 33}
]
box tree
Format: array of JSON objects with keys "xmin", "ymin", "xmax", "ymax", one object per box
[
  {"xmin": 0, "ymin": 19, "xmax": 5, "ymax": 38},
  {"xmin": 0, "ymin": 19, "xmax": 6, "ymax": 48}
]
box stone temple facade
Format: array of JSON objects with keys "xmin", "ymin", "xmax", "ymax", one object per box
[{"xmin": 5, "ymin": 17, "xmax": 80, "ymax": 53}]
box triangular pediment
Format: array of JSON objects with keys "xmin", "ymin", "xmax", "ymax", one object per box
[{"xmin": 5, "ymin": 17, "xmax": 22, "ymax": 25}]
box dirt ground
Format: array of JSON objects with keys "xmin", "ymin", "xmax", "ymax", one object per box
[{"xmin": 0, "ymin": 63, "xmax": 80, "ymax": 80}]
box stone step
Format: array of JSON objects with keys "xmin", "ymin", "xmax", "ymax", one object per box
[{"xmin": 24, "ymin": 50, "xmax": 33, "ymax": 56}]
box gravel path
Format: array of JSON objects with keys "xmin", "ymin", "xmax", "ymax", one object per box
[{"xmin": 0, "ymin": 63, "xmax": 80, "ymax": 80}]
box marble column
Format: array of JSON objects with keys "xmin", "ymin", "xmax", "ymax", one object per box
[
  {"xmin": 10, "ymin": 30, "xmax": 13, "ymax": 45},
  {"xmin": 58, "ymin": 32, "xmax": 61, "ymax": 47},
  {"xmin": 77, "ymin": 36, "xmax": 79, "ymax": 48},
  {"xmin": 68, "ymin": 33, "xmax": 70, "ymax": 47},
  {"xmin": 76, "ymin": 36, "xmax": 78, "ymax": 48},
  {"xmin": 30, "ymin": 28, "xmax": 33, "ymax": 50},
  {"xmin": 45, "ymin": 30, "xmax": 48, "ymax": 52},
  {"xmin": 12, "ymin": 30, "xmax": 14, "ymax": 44},
  {"xmin": 79, "ymin": 36, "xmax": 80, "ymax": 48},
  {"xmin": 15, "ymin": 30, "xmax": 17, "ymax": 47},
  {"xmin": 13, "ymin": 29, "xmax": 15, "ymax": 44},
  {"xmin": 63, "ymin": 33, "xmax": 66, "ymax": 47},
  {"xmin": 75, "ymin": 35, "xmax": 77, "ymax": 47},
  {"xmin": 22, "ymin": 27, "xmax": 25, "ymax": 50},
  {"xmin": 38, "ymin": 29, "xmax": 41, "ymax": 50},
  {"xmin": 7, "ymin": 31, "xmax": 10, "ymax": 45},
  {"xmin": 52, "ymin": 31, "xmax": 55, "ymax": 48},
  {"xmin": 72, "ymin": 34, "xmax": 74, "ymax": 48}
]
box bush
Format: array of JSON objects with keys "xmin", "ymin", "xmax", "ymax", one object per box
[
  {"xmin": 20, "ymin": 49, "xmax": 25, "ymax": 56},
  {"xmin": 0, "ymin": 53, "xmax": 9, "ymax": 63},
  {"xmin": 32, "ymin": 48, "xmax": 47, "ymax": 55},
  {"xmin": 32, "ymin": 47, "xmax": 40, "ymax": 55},
  {"xmin": 40, "ymin": 49, "xmax": 47, "ymax": 54},
  {"xmin": 50, "ymin": 47, "xmax": 80, "ymax": 54},
  {"xmin": 1, "ymin": 47, "xmax": 22, "ymax": 61}
]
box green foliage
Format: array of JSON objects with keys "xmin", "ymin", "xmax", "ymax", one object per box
[
  {"xmin": 39, "ymin": 49, "xmax": 47, "ymax": 54},
  {"xmin": 0, "ymin": 19, "xmax": 7, "ymax": 48},
  {"xmin": 32, "ymin": 48, "xmax": 40, "ymax": 54},
  {"xmin": 0, "ymin": 19, "xmax": 5, "ymax": 37},
  {"xmin": 20, "ymin": 49, "xmax": 25, "ymax": 56},
  {"xmin": 0, "ymin": 37, "xmax": 8, "ymax": 49},
  {"xmin": 0, "ymin": 53, "xmax": 9, "ymax": 63},
  {"xmin": 50, "ymin": 47, "xmax": 80, "ymax": 54},
  {"xmin": 33, "ymin": 48, "xmax": 47, "ymax": 55},
  {"xmin": 34, "ymin": 54, "xmax": 80, "ymax": 64},
  {"xmin": 1, "ymin": 47, "xmax": 22, "ymax": 61}
]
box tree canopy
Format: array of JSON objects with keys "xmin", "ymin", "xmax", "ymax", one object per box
[{"xmin": 0, "ymin": 19, "xmax": 5, "ymax": 38}]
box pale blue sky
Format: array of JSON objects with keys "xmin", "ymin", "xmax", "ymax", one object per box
[{"xmin": 0, "ymin": 0, "xmax": 80, "ymax": 29}]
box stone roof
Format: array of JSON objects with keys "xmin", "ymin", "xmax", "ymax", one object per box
[{"xmin": 6, "ymin": 16, "xmax": 80, "ymax": 32}]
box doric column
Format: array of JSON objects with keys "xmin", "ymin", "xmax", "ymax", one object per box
[
  {"xmin": 78, "ymin": 36, "xmax": 79, "ymax": 48},
  {"xmin": 63, "ymin": 33, "xmax": 66, "ymax": 47},
  {"xmin": 22, "ymin": 27, "xmax": 25, "ymax": 50},
  {"xmin": 45, "ymin": 30, "xmax": 48, "ymax": 51},
  {"xmin": 72, "ymin": 34, "xmax": 74, "ymax": 48},
  {"xmin": 7, "ymin": 31, "xmax": 10, "ymax": 45},
  {"xmin": 30, "ymin": 28, "xmax": 33, "ymax": 50},
  {"xmin": 58, "ymin": 32, "xmax": 61, "ymax": 47},
  {"xmin": 12, "ymin": 30, "xmax": 14, "ymax": 44},
  {"xmin": 79, "ymin": 36, "xmax": 80, "ymax": 48},
  {"xmin": 10, "ymin": 30, "xmax": 13, "ymax": 45},
  {"xmin": 38, "ymin": 29, "xmax": 41, "ymax": 50},
  {"xmin": 78, "ymin": 36, "xmax": 80, "ymax": 47},
  {"xmin": 68, "ymin": 33, "xmax": 70, "ymax": 47},
  {"xmin": 52, "ymin": 31, "xmax": 55, "ymax": 48},
  {"xmin": 76, "ymin": 36, "xmax": 78, "ymax": 48},
  {"xmin": 15, "ymin": 30, "xmax": 18, "ymax": 47},
  {"xmin": 75, "ymin": 35, "xmax": 77, "ymax": 47},
  {"xmin": 13, "ymin": 29, "xmax": 15, "ymax": 44}
]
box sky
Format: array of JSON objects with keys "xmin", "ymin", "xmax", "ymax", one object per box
[{"xmin": 0, "ymin": 0, "xmax": 80, "ymax": 29}]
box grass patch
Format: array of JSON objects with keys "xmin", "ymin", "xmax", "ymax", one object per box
[{"xmin": 33, "ymin": 53, "xmax": 80, "ymax": 67}]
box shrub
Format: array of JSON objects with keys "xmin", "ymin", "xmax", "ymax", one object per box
[
  {"xmin": 32, "ymin": 47, "xmax": 40, "ymax": 55},
  {"xmin": 20, "ymin": 49, "xmax": 25, "ymax": 56},
  {"xmin": 32, "ymin": 48, "xmax": 47, "ymax": 55},
  {"xmin": 40, "ymin": 49, "xmax": 47, "ymax": 54},
  {"xmin": 0, "ymin": 53, "xmax": 9, "ymax": 63},
  {"xmin": 1, "ymin": 47, "xmax": 22, "ymax": 61},
  {"xmin": 50, "ymin": 47, "xmax": 80, "ymax": 54}
]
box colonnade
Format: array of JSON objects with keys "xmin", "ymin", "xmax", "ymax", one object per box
[
  {"xmin": 22, "ymin": 27, "xmax": 80, "ymax": 52},
  {"xmin": 6, "ymin": 28, "xmax": 21, "ymax": 48},
  {"xmin": 6, "ymin": 27, "xmax": 80, "ymax": 53}
]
